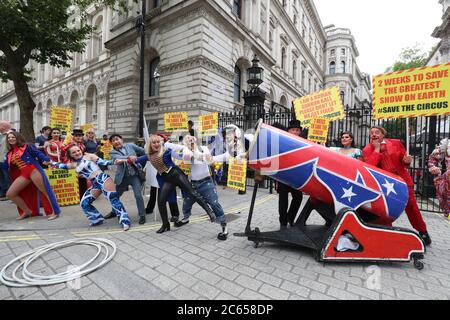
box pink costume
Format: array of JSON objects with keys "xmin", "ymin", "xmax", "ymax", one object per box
[{"xmin": 428, "ymin": 138, "xmax": 450, "ymax": 217}]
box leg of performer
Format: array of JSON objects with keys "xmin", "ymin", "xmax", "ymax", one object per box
[
  {"xmin": 6, "ymin": 176, "xmax": 33, "ymax": 219},
  {"xmin": 287, "ymin": 188, "xmax": 303, "ymax": 226},
  {"xmin": 176, "ymin": 192, "xmax": 194, "ymax": 227},
  {"xmin": 196, "ymin": 178, "xmax": 228, "ymax": 240},
  {"xmin": 169, "ymin": 169, "xmax": 215, "ymax": 222},
  {"xmin": 168, "ymin": 188, "xmax": 179, "ymax": 222},
  {"xmin": 29, "ymin": 168, "xmax": 59, "ymax": 220},
  {"xmin": 277, "ymin": 182, "xmax": 289, "ymax": 228},
  {"xmin": 157, "ymin": 181, "xmax": 175, "ymax": 233},
  {"xmin": 80, "ymin": 188, "xmax": 104, "ymax": 226},
  {"xmin": 146, "ymin": 186, "xmax": 157, "ymax": 214},
  {"xmin": 129, "ymin": 175, "xmax": 146, "ymax": 224},
  {"xmin": 404, "ymin": 187, "xmax": 431, "ymax": 245},
  {"xmin": 100, "ymin": 174, "xmax": 131, "ymax": 231}
]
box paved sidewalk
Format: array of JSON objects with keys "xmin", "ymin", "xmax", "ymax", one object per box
[{"xmin": 0, "ymin": 183, "xmax": 449, "ymax": 300}]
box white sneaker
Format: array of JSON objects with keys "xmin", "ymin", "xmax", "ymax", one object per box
[{"xmin": 122, "ymin": 224, "xmax": 130, "ymax": 231}]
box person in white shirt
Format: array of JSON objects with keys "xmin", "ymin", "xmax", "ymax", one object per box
[{"xmin": 173, "ymin": 135, "xmax": 228, "ymax": 240}]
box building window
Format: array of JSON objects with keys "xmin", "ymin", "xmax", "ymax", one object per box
[
  {"xmin": 292, "ymin": 60, "xmax": 297, "ymax": 80},
  {"xmin": 293, "ymin": 15, "xmax": 297, "ymax": 26},
  {"xmin": 234, "ymin": 65, "xmax": 241, "ymax": 102},
  {"xmin": 301, "ymin": 69, "xmax": 305, "ymax": 88},
  {"xmin": 281, "ymin": 47, "xmax": 286, "ymax": 70},
  {"xmin": 329, "ymin": 61, "xmax": 336, "ymax": 75},
  {"xmin": 149, "ymin": 57, "xmax": 160, "ymax": 96},
  {"xmin": 330, "ymin": 49, "xmax": 335, "ymax": 56},
  {"xmin": 232, "ymin": 0, "xmax": 242, "ymax": 18},
  {"xmin": 341, "ymin": 61, "xmax": 346, "ymax": 73},
  {"xmin": 282, "ymin": 0, "xmax": 287, "ymax": 7},
  {"xmin": 341, "ymin": 48, "xmax": 346, "ymax": 55}
]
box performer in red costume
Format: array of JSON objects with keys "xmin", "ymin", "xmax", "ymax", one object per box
[
  {"xmin": 362, "ymin": 126, "xmax": 431, "ymax": 245},
  {"xmin": 2, "ymin": 131, "xmax": 60, "ymax": 220}
]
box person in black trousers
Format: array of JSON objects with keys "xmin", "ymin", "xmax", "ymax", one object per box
[{"xmin": 273, "ymin": 121, "xmax": 304, "ymax": 228}]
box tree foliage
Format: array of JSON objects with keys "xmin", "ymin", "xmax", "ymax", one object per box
[
  {"xmin": 0, "ymin": 0, "xmax": 131, "ymax": 82},
  {"xmin": 0, "ymin": 0, "xmax": 135, "ymax": 141},
  {"xmin": 391, "ymin": 44, "xmax": 428, "ymax": 72}
]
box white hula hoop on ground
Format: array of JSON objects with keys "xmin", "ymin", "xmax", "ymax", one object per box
[{"xmin": 0, "ymin": 238, "xmax": 117, "ymax": 287}]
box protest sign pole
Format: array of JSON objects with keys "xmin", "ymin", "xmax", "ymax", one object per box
[{"xmin": 406, "ymin": 117, "xmax": 410, "ymax": 155}]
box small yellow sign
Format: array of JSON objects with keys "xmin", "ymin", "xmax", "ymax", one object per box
[
  {"xmin": 227, "ymin": 158, "xmax": 247, "ymax": 192},
  {"xmin": 373, "ymin": 62, "xmax": 450, "ymax": 119},
  {"xmin": 50, "ymin": 106, "xmax": 73, "ymax": 133},
  {"xmin": 45, "ymin": 168, "xmax": 79, "ymax": 206},
  {"xmin": 81, "ymin": 123, "xmax": 94, "ymax": 134},
  {"xmin": 199, "ymin": 113, "xmax": 218, "ymax": 136},
  {"xmin": 164, "ymin": 112, "xmax": 188, "ymax": 131},
  {"xmin": 307, "ymin": 118, "xmax": 330, "ymax": 144},
  {"xmin": 293, "ymin": 86, "xmax": 344, "ymax": 127}
]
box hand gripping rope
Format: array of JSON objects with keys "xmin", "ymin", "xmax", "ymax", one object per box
[{"xmin": 0, "ymin": 238, "xmax": 117, "ymax": 287}]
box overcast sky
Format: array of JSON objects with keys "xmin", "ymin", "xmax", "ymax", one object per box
[{"xmin": 313, "ymin": 0, "xmax": 442, "ymax": 76}]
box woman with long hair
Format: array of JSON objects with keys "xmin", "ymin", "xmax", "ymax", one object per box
[
  {"xmin": 45, "ymin": 128, "xmax": 65, "ymax": 163},
  {"xmin": 329, "ymin": 131, "xmax": 363, "ymax": 160},
  {"xmin": 132, "ymin": 134, "xmax": 215, "ymax": 233},
  {"xmin": 2, "ymin": 131, "xmax": 60, "ymax": 220},
  {"xmin": 52, "ymin": 145, "xmax": 131, "ymax": 230}
]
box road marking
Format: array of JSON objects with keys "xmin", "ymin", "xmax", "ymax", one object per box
[
  {"xmin": 0, "ymin": 193, "xmax": 276, "ymax": 241},
  {"xmin": 71, "ymin": 194, "xmax": 276, "ymax": 237}
]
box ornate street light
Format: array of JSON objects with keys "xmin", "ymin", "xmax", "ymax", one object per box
[
  {"xmin": 243, "ymin": 54, "xmax": 266, "ymax": 131},
  {"xmin": 247, "ymin": 55, "xmax": 264, "ymax": 88}
]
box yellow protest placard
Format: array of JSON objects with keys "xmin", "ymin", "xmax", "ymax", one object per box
[
  {"xmin": 198, "ymin": 113, "xmax": 218, "ymax": 136},
  {"xmin": 50, "ymin": 106, "xmax": 73, "ymax": 133},
  {"xmin": 373, "ymin": 63, "xmax": 450, "ymax": 119},
  {"xmin": 293, "ymin": 86, "xmax": 344, "ymax": 127},
  {"xmin": 99, "ymin": 139, "xmax": 113, "ymax": 160},
  {"xmin": 164, "ymin": 112, "xmax": 188, "ymax": 131},
  {"xmin": 45, "ymin": 169, "xmax": 79, "ymax": 206},
  {"xmin": 81, "ymin": 123, "xmax": 94, "ymax": 134},
  {"xmin": 307, "ymin": 118, "xmax": 330, "ymax": 144},
  {"xmin": 227, "ymin": 158, "xmax": 247, "ymax": 191},
  {"xmin": 178, "ymin": 161, "xmax": 191, "ymax": 176}
]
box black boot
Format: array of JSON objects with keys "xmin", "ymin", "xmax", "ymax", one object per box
[
  {"xmin": 419, "ymin": 232, "xmax": 432, "ymax": 246},
  {"xmin": 157, "ymin": 223, "xmax": 170, "ymax": 234},
  {"xmin": 175, "ymin": 218, "xmax": 189, "ymax": 227},
  {"xmin": 217, "ymin": 222, "xmax": 228, "ymax": 240}
]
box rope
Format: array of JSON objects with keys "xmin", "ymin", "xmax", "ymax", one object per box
[{"xmin": 0, "ymin": 238, "xmax": 116, "ymax": 287}]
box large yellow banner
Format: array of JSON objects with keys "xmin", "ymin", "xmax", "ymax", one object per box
[
  {"xmin": 198, "ymin": 113, "xmax": 218, "ymax": 136},
  {"xmin": 307, "ymin": 118, "xmax": 330, "ymax": 144},
  {"xmin": 45, "ymin": 169, "xmax": 79, "ymax": 206},
  {"xmin": 164, "ymin": 112, "xmax": 188, "ymax": 131},
  {"xmin": 50, "ymin": 106, "xmax": 73, "ymax": 133},
  {"xmin": 373, "ymin": 63, "xmax": 450, "ymax": 119},
  {"xmin": 227, "ymin": 158, "xmax": 247, "ymax": 192},
  {"xmin": 293, "ymin": 86, "xmax": 344, "ymax": 127}
]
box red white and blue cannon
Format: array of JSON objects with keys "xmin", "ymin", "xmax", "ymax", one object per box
[{"xmin": 235, "ymin": 120, "xmax": 425, "ymax": 269}]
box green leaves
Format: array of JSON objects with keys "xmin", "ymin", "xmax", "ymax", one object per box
[
  {"xmin": 391, "ymin": 44, "xmax": 428, "ymax": 72},
  {"xmin": 0, "ymin": 0, "xmax": 135, "ymax": 81}
]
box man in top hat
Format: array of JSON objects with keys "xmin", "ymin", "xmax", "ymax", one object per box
[{"xmin": 276, "ymin": 119, "xmax": 304, "ymax": 228}]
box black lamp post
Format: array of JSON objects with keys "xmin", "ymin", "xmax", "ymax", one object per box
[
  {"xmin": 136, "ymin": 1, "xmax": 147, "ymax": 138},
  {"xmin": 243, "ymin": 54, "xmax": 265, "ymax": 131}
]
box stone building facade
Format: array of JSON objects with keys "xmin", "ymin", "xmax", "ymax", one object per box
[
  {"xmin": 0, "ymin": 0, "xmax": 370, "ymax": 141},
  {"xmin": 428, "ymin": 0, "xmax": 450, "ymax": 66}
]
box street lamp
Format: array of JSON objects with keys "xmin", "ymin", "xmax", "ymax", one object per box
[
  {"xmin": 243, "ymin": 54, "xmax": 265, "ymax": 131},
  {"xmin": 135, "ymin": 1, "xmax": 147, "ymax": 138}
]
